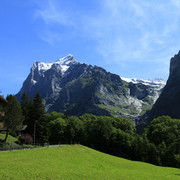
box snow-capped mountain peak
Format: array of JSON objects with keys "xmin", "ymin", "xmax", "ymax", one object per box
[
  {"xmin": 56, "ymin": 54, "xmax": 76, "ymax": 65},
  {"xmin": 30, "ymin": 55, "xmax": 79, "ymax": 85},
  {"xmin": 18, "ymin": 55, "xmax": 167, "ymax": 119},
  {"xmin": 33, "ymin": 54, "xmax": 77, "ymax": 75}
]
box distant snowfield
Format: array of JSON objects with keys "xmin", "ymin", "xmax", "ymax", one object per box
[{"xmin": 121, "ymin": 77, "xmax": 166, "ymax": 89}]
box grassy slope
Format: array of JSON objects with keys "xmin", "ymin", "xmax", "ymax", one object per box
[
  {"xmin": 0, "ymin": 133, "xmax": 21, "ymax": 148},
  {"xmin": 0, "ymin": 133, "xmax": 33, "ymax": 150},
  {"xmin": 0, "ymin": 133, "xmax": 18, "ymax": 143},
  {"xmin": 0, "ymin": 145, "xmax": 179, "ymax": 180}
]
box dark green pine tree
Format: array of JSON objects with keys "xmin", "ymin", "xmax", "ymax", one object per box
[
  {"xmin": 21, "ymin": 92, "xmax": 29, "ymax": 125},
  {"xmin": 25, "ymin": 98, "xmax": 34, "ymax": 137},
  {"xmin": 32, "ymin": 92, "xmax": 48, "ymax": 144},
  {"xmin": 3, "ymin": 95, "xmax": 24, "ymax": 142}
]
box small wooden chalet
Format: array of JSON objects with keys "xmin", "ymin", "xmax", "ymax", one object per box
[
  {"xmin": 0, "ymin": 96, "xmax": 7, "ymax": 104},
  {"xmin": 0, "ymin": 96, "xmax": 7, "ymax": 117},
  {"xmin": 0, "ymin": 125, "xmax": 28, "ymax": 133}
]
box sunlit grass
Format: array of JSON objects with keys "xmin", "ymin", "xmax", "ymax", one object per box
[{"xmin": 0, "ymin": 145, "xmax": 179, "ymax": 179}]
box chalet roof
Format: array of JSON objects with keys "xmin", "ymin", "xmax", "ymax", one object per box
[
  {"xmin": 0, "ymin": 125, "xmax": 27, "ymax": 132},
  {"xmin": 0, "ymin": 96, "xmax": 7, "ymax": 104}
]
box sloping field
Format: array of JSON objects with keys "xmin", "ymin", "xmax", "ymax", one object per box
[
  {"xmin": 0, "ymin": 145, "xmax": 179, "ymax": 180},
  {"xmin": 0, "ymin": 133, "xmax": 32, "ymax": 150}
]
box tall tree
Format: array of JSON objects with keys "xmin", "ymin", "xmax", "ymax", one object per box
[
  {"xmin": 21, "ymin": 92, "xmax": 29, "ymax": 125},
  {"xmin": 25, "ymin": 97, "xmax": 34, "ymax": 135},
  {"xmin": 3, "ymin": 95, "xmax": 24, "ymax": 142},
  {"xmin": 32, "ymin": 92, "xmax": 47, "ymax": 144},
  {"xmin": 33, "ymin": 92, "xmax": 45, "ymax": 120}
]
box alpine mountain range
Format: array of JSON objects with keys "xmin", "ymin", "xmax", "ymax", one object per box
[{"xmin": 16, "ymin": 54, "xmax": 170, "ymax": 125}]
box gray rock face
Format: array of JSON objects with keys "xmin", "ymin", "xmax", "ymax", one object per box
[
  {"xmin": 139, "ymin": 50, "xmax": 180, "ymax": 125},
  {"xmin": 169, "ymin": 51, "xmax": 180, "ymax": 80},
  {"xmin": 16, "ymin": 55, "xmax": 165, "ymax": 119}
]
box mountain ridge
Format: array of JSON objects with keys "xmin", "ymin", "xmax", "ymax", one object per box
[
  {"xmin": 140, "ymin": 50, "xmax": 180, "ymax": 125},
  {"xmin": 16, "ymin": 55, "xmax": 165, "ymax": 119}
]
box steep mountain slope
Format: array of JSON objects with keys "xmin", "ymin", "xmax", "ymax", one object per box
[
  {"xmin": 141, "ymin": 50, "xmax": 180, "ymax": 124},
  {"xmin": 16, "ymin": 55, "xmax": 165, "ymax": 118}
]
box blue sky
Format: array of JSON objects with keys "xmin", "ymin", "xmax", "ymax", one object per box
[{"xmin": 1, "ymin": 0, "xmax": 180, "ymax": 97}]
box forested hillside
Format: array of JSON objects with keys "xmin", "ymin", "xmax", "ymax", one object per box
[{"xmin": 2, "ymin": 93, "xmax": 180, "ymax": 168}]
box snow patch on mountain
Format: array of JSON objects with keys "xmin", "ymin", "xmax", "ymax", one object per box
[
  {"xmin": 37, "ymin": 62, "xmax": 53, "ymax": 71},
  {"xmin": 121, "ymin": 77, "xmax": 166, "ymax": 89}
]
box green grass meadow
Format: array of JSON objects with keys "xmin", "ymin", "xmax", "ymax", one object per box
[
  {"xmin": 0, "ymin": 145, "xmax": 179, "ymax": 180},
  {"xmin": 0, "ymin": 133, "xmax": 33, "ymax": 150}
]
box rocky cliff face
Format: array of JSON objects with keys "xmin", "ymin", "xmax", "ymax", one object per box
[
  {"xmin": 139, "ymin": 51, "xmax": 180, "ymax": 124},
  {"xmin": 16, "ymin": 55, "xmax": 165, "ymax": 119}
]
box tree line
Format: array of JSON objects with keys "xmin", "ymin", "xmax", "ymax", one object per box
[{"xmin": 0, "ymin": 92, "xmax": 180, "ymax": 168}]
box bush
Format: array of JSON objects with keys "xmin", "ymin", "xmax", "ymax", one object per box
[{"xmin": 18, "ymin": 133, "xmax": 33, "ymax": 144}]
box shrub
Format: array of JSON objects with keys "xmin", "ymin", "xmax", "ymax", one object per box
[{"xmin": 18, "ymin": 133, "xmax": 33, "ymax": 144}]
